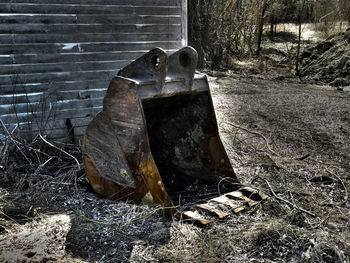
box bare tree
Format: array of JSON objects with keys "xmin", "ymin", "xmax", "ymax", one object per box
[
  {"xmin": 255, "ymin": 0, "xmax": 275, "ymax": 56},
  {"xmin": 295, "ymin": 0, "xmax": 306, "ymax": 74},
  {"xmin": 188, "ymin": 0, "xmax": 347, "ymax": 69},
  {"xmin": 338, "ymin": 0, "xmax": 350, "ymax": 22}
]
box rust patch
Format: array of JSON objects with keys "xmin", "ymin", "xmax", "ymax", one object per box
[
  {"xmin": 120, "ymin": 169, "xmax": 129, "ymax": 177},
  {"xmin": 139, "ymin": 154, "xmax": 174, "ymax": 210},
  {"xmin": 83, "ymin": 153, "xmax": 148, "ymax": 203}
]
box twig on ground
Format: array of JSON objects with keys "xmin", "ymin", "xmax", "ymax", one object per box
[
  {"xmin": 0, "ymin": 119, "xmax": 31, "ymax": 165},
  {"xmin": 39, "ymin": 134, "xmax": 80, "ymax": 169},
  {"xmin": 222, "ymin": 122, "xmax": 282, "ymax": 157},
  {"xmin": 79, "ymin": 206, "xmax": 163, "ymax": 234},
  {"xmin": 118, "ymin": 207, "xmax": 163, "ymax": 230},
  {"xmin": 255, "ymin": 176, "xmax": 316, "ymax": 217},
  {"xmin": 295, "ymin": 153, "xmax": 310, "ymax": 161},
  {"xmin": 326, "ymin": 168, "xmax": 348, "ymax": 205},
  {"xmin": 34, "ymin": 156, "xmax": 54, "ymax": 175}
]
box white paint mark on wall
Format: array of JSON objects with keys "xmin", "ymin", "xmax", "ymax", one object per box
[
  {"xmin": 60, "ymin": 43, "xmax": 83, "ymax": 52},
  {"xmin": 61, "ymin": 43, "xmax": 77, "ymax": 50}
]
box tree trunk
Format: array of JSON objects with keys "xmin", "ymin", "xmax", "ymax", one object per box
[
  {"xmin": 270, "ymin": 20, "xmax": 274, "ymax": 36},
  {"xmin": 295, "ymin": 0, "xmax": 306, "ymax": 74},
  {"xmin": 256, "ymin": 0, "xmax": 269, "ymax": 56},
  {"xmin": 256, "ymin": 12, "xmax": 264, "ymax": 56}
]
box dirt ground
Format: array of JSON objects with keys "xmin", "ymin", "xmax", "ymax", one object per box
[{"xmin": 1, "ymin": 27, "xmax": 350, "ymax": 262}]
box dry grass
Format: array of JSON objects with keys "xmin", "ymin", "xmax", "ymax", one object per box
[
  {"xmin": 1, "ymin": 67, "xmax": 350, "ymax": 262},
  {"xmin": 208, "ymin": 73, "xmax": 350, "ymax": 262},
  {"xmin": 0, "ymin": 131, "xmax": 166, "ymax": 262}
]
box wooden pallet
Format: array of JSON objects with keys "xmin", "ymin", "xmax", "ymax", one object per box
[{"xmin": 182, "ymin": 187, "xmax": 268, "ymax": 225}]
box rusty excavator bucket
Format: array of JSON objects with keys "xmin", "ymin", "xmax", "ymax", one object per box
[{"xmin": 82, "ymin": 47, "xmax": 267, "ymax": 224}]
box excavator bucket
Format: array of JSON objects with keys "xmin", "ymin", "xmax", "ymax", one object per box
[{"xmin": 82, "ymin": 47, "xmax": 266, "ymax": 222}]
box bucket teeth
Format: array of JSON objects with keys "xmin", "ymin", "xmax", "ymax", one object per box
[
  {"xmin": 183, "ymin": 211, "xmax": 211, "ymax": 225},
  {"xmin": 238, "ymin": 186, "xmax": 269, "ymax": 200},
  {"xmin": 225, "ymin": 192, "xmax": 257, "ymax": 207},
  {"xmin": 82, "ymin": 47, "xmax": 268, "ymax": 223},
  {"xmin": 233, "ymin": 206, "xmax": 246, "ymax": 213},
  {"xmin": 225, "ymin": 187, "xmax": 268, "ymax": 207},
  {"xmin": 195, "ymin": 203, "xmax": 229, "ymax": 219},
  {"xmin": 209, "ymin": 196, "xmax": 246, "ymax": 211},
  {"xmin": 182, "ymin": 186, "xmax": 268, "ymax": 225}
]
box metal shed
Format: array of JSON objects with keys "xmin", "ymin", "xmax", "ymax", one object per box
[{"xmin": 0, "ymin": 0, "xmax": 187, "ymax": 142}]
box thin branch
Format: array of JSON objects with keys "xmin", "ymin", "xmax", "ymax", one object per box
[
  {"xmin": 319, "ymin": 10, "xmax": 336, "ymax": 23},
  {"xmin": 0, "ymin": 119, "xmax": 32, "ymax": 165},
  {"xmin": 34, "ymin": 156, "xmax": 54, "ymax": 175},
  {"xmin": 119, "ymin": 207, "xmax": 164, "ymax": 229},
  {"xmin": 326, "ymin": 168, "xmax": 348, "ymax": 205},
  {"xmin": 223, "ymin": 121, "xmax": 282, "ymax": 157},
  {"xmin": 39, "ymin": 134, "xmax": 80, "ymax": 169},
  {"xmin": 79, "ymin": 206, "xmax": 164, "ymax": 232},
  {"xmin": 256, "ymin": 176, "xmax": 316, "ymax": 217}
]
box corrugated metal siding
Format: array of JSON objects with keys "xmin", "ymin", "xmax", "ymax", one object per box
[{"xmin": 0, "ymin": 0, "xmax": 187, "ymax": 142}]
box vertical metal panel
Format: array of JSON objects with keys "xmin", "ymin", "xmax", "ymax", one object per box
[{"xmin": 181, "ymin": 0, "xmax": 188, "ymax": 46}]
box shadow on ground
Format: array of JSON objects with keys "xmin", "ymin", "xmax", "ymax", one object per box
[{"xmin": 0, "ymin": 174, "xmax": 171, "ymax": 262}]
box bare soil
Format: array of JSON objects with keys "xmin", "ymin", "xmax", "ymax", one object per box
[{"xmin": 1, "ymin": 27, "xmax": 350, "ymax": 263}]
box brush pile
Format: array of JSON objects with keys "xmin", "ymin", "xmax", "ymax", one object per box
[{"xmin": 300, "ymin": 28, "xmax": 350, "ymax": 86}]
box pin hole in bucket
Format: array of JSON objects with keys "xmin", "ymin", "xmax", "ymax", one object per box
[
  {"xmin": 151, "ymin": 55, "xmax": 161, "ymax": 69},
  {"xmin": 179, "ymin": 51, "xmax": 191, "ymax": 67}
]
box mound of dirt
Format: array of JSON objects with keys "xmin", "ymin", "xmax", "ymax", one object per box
[
  {"xmin": 261, "ymin": 47, "xmax": 289, "ymax": 65},
  {"xmin": 300, "ymin": 28, "xmax": 350, "ymax": 86}
]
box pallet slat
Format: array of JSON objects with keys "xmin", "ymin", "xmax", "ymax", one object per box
[
  {"xmin": 0, "ymin": 51, "xmax": 155, "ymax": 65},
  {"xmin": 0, "ymin": 24, "xmax": 181, "ymax": 36},
  {"xmin": 0, "ymin": 60, "xmax": 130, "ymax": 75},
  {"xmin": 0, "ymin": 14, "xmax": 181, "ymax": 25},
  {"xmin": 1, "ymin": 106, "xmax": 102, "ymax": 125},
  {"xmin": 0, "ymin": 41, "xmax": 181, "ymax": 55},
  {"xmin": 0, "ymin": 88, "xmax": 106, "ymax": 105},
  {"xmin": 0, "ymin": 69, "xmax": 116, "ymax": 85},
  {"xmin": 0, "ymin": 80, "xmax": 109, "ymax": 94},
  {"xmin": 0, "ymin": 4, "xmax": 181, "ymax": 15},
  {"xmin": 0, "ymin": 95, "xmax": 104, "ymax": 115},
  {"xmin": 0, "ymin": 33, "xmax": 181, "ymax": 45},
  {"xmin": 195, "ymin": 204, "xmax": 229, "ymax": 219},
  {"xmin": 1, "ymin": 0, "xmax": 180, "ymax": 7}
]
